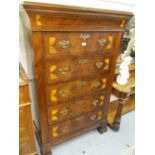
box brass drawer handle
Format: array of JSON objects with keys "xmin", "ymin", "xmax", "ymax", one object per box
[
  {"xmin": 98, "ymin": 38, "xmax": 106, "ymax": 46},
  {"xmin": 59, "ymin": 40, "xmax": 70, "ymax": 48},
  {"xmin": 92, "ymin": 80, "xmax": 101, "ymax": 88},
  {"xmin": 90, "ymin": 115, "xmax": 97, "ymax": 121},
  {"xmin": 58, "ymin": 67, "xmax": 69, "ymax": 74},
  {"xmin": 59, "ymin": 108, "xmax": 69, "ymax": 116},
  {"xmin": 80, "ymin": 33, "xmax": 90, "ymax": 40},
  {"xmin": 96, "ymin": 62, "xmax": 103, "ymax": 69},
  {"xmin": 59, "ymin": 89, "xmax": 67, "ymax": 97},
  {"xmin": 80, "ymin": 80, "xmax": 86, "ymax": 87},
  {"xmin": 75, "ymin": 117, "xmax": 82, "ymax": 121},
  {"xmin": 78, "ymin": 58, "xmax": 88, "ymax": 64},
  {"xmin": 59, "ymin": 126, "xmax": 68, "ymax": 133},
  {"xmin": 76, "ymin": 100, "xmax": 85, "ymax": 105},
  {"xmin": 92, "ymin": 99, "xmax": 99, "ymax": 106}
]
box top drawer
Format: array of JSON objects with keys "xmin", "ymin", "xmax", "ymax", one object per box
[{"xmin": 43, "ymin": 32, "xmax": 116, "ymax": 59}]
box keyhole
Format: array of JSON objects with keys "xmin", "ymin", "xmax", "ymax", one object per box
[{"xmin": 82, "ymin": 42, "xmax": 87, "ymax": 47}]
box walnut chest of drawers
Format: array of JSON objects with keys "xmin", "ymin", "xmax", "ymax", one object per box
[{"xmin": 23, "ymin": 2, "xmax": 133, "ymax": 155}]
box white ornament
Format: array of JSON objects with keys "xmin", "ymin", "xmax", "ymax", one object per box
[{"xmin": 116, "ymin": 54, "xmax": 132, "ymax": 85}]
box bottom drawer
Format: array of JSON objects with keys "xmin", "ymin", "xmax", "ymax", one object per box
[{"xmin": 49, "ymin": 110, "xmax": 104, "ymax": 141}]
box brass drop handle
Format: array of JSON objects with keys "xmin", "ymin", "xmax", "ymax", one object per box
[
  {"xmin": 98, "ymin": 38, "xmax": 106, "ymax": 46},
  {"xmin": 60, "ymin": 126, "xmax": 68, "ymax": 133},
  {"xmin": 92, "ymin": 80, "xmax": 101, "ymax": 88},
  {"xmin": 90, "ymin": 115, "xmax": 97, "ymax": 121},
  {"xmin": 92, "ymin": 99, "xmax": 99, "ymax": 106},
  {"xmin": 80, "ymin": 33, "xmax": 90, "ymax": 41},
  {"xmin": 96, "ymin": 62, "xmax": 103, "ymax": 69},
  {"xmin": 58, "ymin": 67, "xmax": 69, "ymax": 74},
  {"xmin": 59, "ymin": 89, "xmax": 67, "ymax": 97},
  {"xmin": 59, "ymin": 40, "xmax": 70, "ymax": 48},
  {"xmin": 80, "ymin": 80, "xmax": 86, "ymax": 87},
  {"xmin": 75, "ymin": 117, "xmax": 82, "ymax": 121},
  {"xmin": 78, "ymin": 58, "xmax": 88, "ymax": 65},
  {"xmin": 76, "ymin": 100, "xmax": 85, "ymax": 105},
  {"xmin": 59, "ymin": 108, "xmax": 69, "ymax": 116}
]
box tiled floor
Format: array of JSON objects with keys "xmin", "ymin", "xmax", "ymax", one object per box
[{"xmin": 52, "ymin": 111, "xmax": 135, "ymax": 155}]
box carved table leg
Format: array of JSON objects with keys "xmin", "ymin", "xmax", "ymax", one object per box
[
  {"xmin": 108, "ymin": 75, "xmax": 134, "ymax": 131},
  {"xmin": 112, "ymin": 97, "xmax": 128, "ymax": 131}
]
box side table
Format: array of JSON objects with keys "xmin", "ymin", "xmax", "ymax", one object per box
[{"xmin": 108, "ymin": 74, "xmax": 135, "ymax": 131}]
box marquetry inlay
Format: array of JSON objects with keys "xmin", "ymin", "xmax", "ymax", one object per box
[
  {"xmin": 120, "ymin": 19, "xmax": 126, "ymax": 28},
  {"xmin": 101, "ymin": 78, "xmax": 107, "ymax": 89},
  {"xmin": 49, "ymin": 65, "xmax": 57, "ymax": 80},
  {"xmin": 51, "ymin": 109, "xmax": 58, "ymax": 121},
  {"xmin": 106, "ymin": 36, "xmax": 113, "ymax": 49},
  {"xmin": 36, "ymin": 15, "xmax": 42, "ymax": 26},
  {"xmin": 49, "ymin": 37, "xmax": 57, "ymax": 54},
  {"xmin": 97, "ymin": 111, "xmax": 102, "ymax": 120},
  {"xmin": 52, "ymin": 126, "xmax": 58, "ymax": 137},
  {"xmin": 50, "ymin": 89, "xmax": 57, "ymax": 102},
  {"xmin": 99, "ymin": 96, "xmax": 105, "ymax": 106},
  {"xmin": 103, "ymin": 58, "xmax": 110, "ymax": 70}
]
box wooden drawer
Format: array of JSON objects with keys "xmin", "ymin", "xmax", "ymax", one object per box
[
  {"xmin": 49, "ymin": 110, "xmax": 104, "ymax": 140},
  {"xmin": 43, "ymin": 32, "xmax": 116, "ymax": 59},
  {"xmin": 47, "ymin": 92, "xmax": 108, "ymax": 125},
  {"xmin": 46, "ymin": 76, "xmax": 109, "ymax": 105},
  {"xmin": 19, "ymin": 85, "xmax": 30, "ymax": 105},
  {"xmin": 45, "ymin": 54, "xmax": 111, "ymax": 85}
]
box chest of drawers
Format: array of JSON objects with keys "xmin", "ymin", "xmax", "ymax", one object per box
[{"xmin": 23, "ymin": 2, "xmax": 133, "ymax": 155}]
